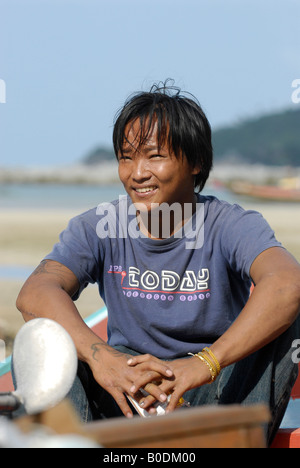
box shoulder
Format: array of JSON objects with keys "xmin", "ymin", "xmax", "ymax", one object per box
[
  {"xmin": 199, "ymin": 193, "xmax": 279, "ymax": 251},
  {"xmin": 198, "ymin": 194, "xmax": 262, "ymax": 224}
]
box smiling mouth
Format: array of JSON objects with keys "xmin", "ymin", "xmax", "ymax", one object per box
[{"xmin": 134, "ymin": 186, "xmax": 157, "ymax": 194}]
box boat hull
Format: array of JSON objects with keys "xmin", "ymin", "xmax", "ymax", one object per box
[{"xmin": 230, "ymin": 181, "xmax": 300, "ymax": 202}]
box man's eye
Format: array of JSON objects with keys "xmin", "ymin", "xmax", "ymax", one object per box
[{"xmin": 119, "ymin": 155, "xmax": 132, "ymax": 161}]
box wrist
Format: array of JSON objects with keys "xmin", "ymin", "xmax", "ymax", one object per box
[
  {"xmin": 188, "ymin": 347, "xmax": 221, "ymax": 384},
  {"xmin": 74, "ymin": 328, "xmax": 109, "ymax": 366}
]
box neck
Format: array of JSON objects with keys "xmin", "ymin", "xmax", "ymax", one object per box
[{"xmin": 137, "ymin": 195, "xmax": 197, "ymax": 240}]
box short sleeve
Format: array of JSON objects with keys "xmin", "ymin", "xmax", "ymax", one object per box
[
  {"xmin": 44, "ymin": 209, "xmax": 102, "ymax": 297},
  {"xmin": 220, "ymin": 205, "xmax": 282, "ymax": 280}
]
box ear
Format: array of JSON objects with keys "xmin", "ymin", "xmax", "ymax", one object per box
[{"xmin": 191, "ymin": 164, "xmax": 201, "ymax": 176}]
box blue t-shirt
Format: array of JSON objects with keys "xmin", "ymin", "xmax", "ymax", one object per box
[{"xmin": 44, "ymin": 194, "xmax": 281, "ymax": 359}]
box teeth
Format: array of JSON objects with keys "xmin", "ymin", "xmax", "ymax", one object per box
[{"xmin": 135, "ymin": 187, "xmax": 156, "ymax": 193}]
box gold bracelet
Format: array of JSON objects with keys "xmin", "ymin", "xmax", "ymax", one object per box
[
  {"xmin": 198, "ymin": 353, "xmax": 217, "ymax": 382},
  {"xmin": 202, "ymin": 347, "xmax": 221, "ymax": 375},
  {"xmin": 188, "ymin": 352, "xmax": 218, "ymax": 383}
]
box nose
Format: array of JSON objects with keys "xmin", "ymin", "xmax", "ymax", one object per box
[{"xmin": 132, "ymin": 158, "xmax": 151, "ymax": 182}]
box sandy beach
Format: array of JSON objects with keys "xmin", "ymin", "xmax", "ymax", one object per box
[
  {"xmin": 1, "ymin": 203, "xmax": 300, "ymax": 353},
  {"xmin": 0, "ymin": 209, "xmax": 104, "ymax": 350}
]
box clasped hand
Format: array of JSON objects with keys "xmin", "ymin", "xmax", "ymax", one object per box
[
  {"xmin": 127, "ymin": 353, "xmax": 211, "ymax": 415},
  {"xmin": 91, "ymin": 346, "xmax": 211, "ymax": 418}
]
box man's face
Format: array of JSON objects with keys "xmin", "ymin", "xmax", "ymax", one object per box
[{"xmin": 118, "ymin": 119, "xmax": 200, "ymax": 212}]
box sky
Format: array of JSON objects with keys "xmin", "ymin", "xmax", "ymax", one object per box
[{"xmin": 0, "ymin": 0, "xmax": 300, "ymax": 168}]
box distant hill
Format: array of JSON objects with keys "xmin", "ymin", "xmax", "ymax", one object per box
[
  {"xmin": 83, "ymin": 146, "xmax": 115, "ymax": 164},
  {"xmin": 212, "ymin": 108, "xmax": 300, "ymax": 166},
  {"xmin": 82, "ymin": 108, "xmax": 300, "ymax": 167}
]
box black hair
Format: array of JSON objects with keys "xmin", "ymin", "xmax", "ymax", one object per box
[{"xmin": 113, "ymin": 80, "xmax": 213, "ymax": 192}]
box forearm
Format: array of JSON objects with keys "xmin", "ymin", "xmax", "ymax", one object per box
[
  {"xmin": 16, "ymin": 281, "xmax": 106, "ymax": 364},
  {"xmin": 130, "ymin": 270, "xmax": 300, "ymax": 413},
  {"xmin": 210, "ymin": 274, "xmax": 300, "ymax": 369}
]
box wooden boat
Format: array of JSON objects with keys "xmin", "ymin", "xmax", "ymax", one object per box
[
  {"xmin": 1, "ymin": 306, "xmax": 299, "ymax": 448},
  {"xmin": 229, "ymin": 181, "xmax": 300, "ymax": 203}
]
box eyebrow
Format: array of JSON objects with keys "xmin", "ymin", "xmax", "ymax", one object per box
[{"xmin": 121, "ymin": 144, "xmax": 159, "ymax": 154}]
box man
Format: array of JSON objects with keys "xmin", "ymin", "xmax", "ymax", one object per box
[{"xmin": 16, "ymin": 82, "xmax": 300, "ymax": 444}]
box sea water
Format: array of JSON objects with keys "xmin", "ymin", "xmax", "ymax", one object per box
[
  {"xmin": 0, "ymin": 181, "xmax": 239, "ymax": 210},
  {"xmin": 0, "ymin": 182, "xmax": 127, "ymax": 210}
]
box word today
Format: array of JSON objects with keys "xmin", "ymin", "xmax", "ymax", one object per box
[{"xmin": 0, "ymin": 79, "xmax": 6, "ymax": 104}]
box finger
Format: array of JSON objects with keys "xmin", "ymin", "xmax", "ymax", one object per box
[
  {"xmin": 129, "ymin": 369, "xmax": 169, "ymax": 394},
  {"xmin": 165, "ymin": 391, "xmax": 183, "ymax": 413},
  {"xmin": 134, "ymin": 391, "xmax": 156, "ymax": 411},
  {"xmin": 138, "ymin": 381, "xmax": 175, "ymax": 409},
  {"xmin": 110, "ymin": 389, "xmax": 134, "ymax": 419},
  {"xmin": 127, "ymin": 357, "xmax": 174, "ymax": 380},
  {"xmin": 127, "ymin": 354, "xmax": 155, "ymax": 365},
  {"xmin": 144, "ymin": 382, "xmax": 168, "ymax": 403},
  {"xmin": 138, "ymin": 393, "xmax": 156, "ymax": 410}
]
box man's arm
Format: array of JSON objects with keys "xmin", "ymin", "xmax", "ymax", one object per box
[
  {"xmin": 16, "ymin": 259, "xmax": 101, "ymax": 363},
  {"xmin": 16, "ymin": 260, "xmax": 173, "ymax": 417},
  {"xmin": 209, "ymin": 247, "xmax": 300, "ymax": 368},
  {"xmin": 128, "ymin": 247, "xmax": 300, "ymax": 411}
]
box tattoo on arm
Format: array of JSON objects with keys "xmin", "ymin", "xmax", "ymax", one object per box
[
  {"xmin": 32, "ymin": 260, "xmax": 66, "ymax": 278},
  {"xmin": 91, "ymin": 342, "xmax": 131, "ymax": 362},
  {"xmin": 17, "ymin": 307, "xmax": 38, "ymax": 323},
  {"xmin": 21, "ymin": 309, "xmax": 38, "ymax": 320},
  {"xmin": 30, "ymin": 260, "xmax": 79, "ymax": 295}
]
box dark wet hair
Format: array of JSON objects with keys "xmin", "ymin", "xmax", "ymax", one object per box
[{"xmin": 113, "ymin": 80, "xmax": 213, "ymax": 192}]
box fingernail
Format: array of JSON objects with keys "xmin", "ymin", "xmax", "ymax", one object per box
[
  {"xmin": 127, "ymin": 358, "xmax": 133, "ymax": 365},
  {"xmin": 166, "ymin": 369, "xmax": 173, "ymax": 376},
  {"xmin": 130, "ymin": 385, "xmax": 136, "ymax": 393},
  {"xmin": 160, "ymin": 394, "xmax": 167, "ymax": 402},
  {"xmin": 126, "ymin": 412, "xmax": 133, "ymax": 418}
]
